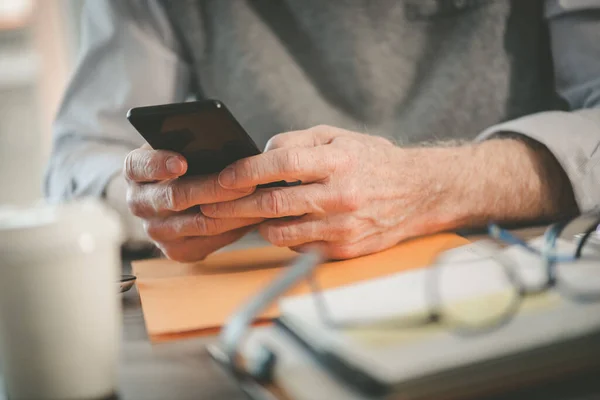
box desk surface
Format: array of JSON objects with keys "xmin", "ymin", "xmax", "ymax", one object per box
[
  {"xmin": 117, "ymin": 234, "xmax": 269, "ymax": 400},
  {"xmin": 119, "ymin": 281, "xmax": 244, "ymax": 400},
  {"xmin": 50, "ymin": 230, "xmax": 600, "ymax": 399}
]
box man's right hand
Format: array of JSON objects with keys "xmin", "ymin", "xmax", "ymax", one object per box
[{"xmin": 124, "ymin": 145, "xmax": 262, "ymax": 262}]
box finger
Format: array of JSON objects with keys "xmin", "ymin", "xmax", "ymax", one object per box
[
  {"xmin": 200, "ymin": 183, "xmax": 343, "ymax": 219},
  {"xmin": 127, "ymin": 174, "xmax": 255, "ymax": 217},
  {"xmin": 264, "ymin": 125, "xmax": 348, "ymax": 151},
  {"xmin": 124, "ymin": 147, "xmax": 187, "ymax": 183},
  {"xmin": 218, "ymin": 146, "xmax": 341, "ymax": 189},
  {"xmin": 258, "ymin": 214, "xmax": 372, "ymax": 247},
  {"xmin": 157, "ymin": 227, "xmax": 253, "ymax": 263},
  {"xmin": 145, "ymin": 212, "xmax": 263, "ymax": 241},
  {"xmin": 290, "ymin": 230, "xmax": 407, "ymax": 260}
]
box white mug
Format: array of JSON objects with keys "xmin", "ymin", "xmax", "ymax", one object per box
[{"xmin": 0, "ymin": 200, "xmax": 123, "ymax": 400}]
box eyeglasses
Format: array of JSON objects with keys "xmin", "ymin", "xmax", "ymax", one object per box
[
  {"xmin": 207, "ymin": 251, "xmax": 323, "ymax": 399},
  {"xmin": 208, "ymin": 212, "xmax": 600, "ymax": 397},
  {"xmin": 488, "ymin": 211, "xmax": 600, "ymax": 302},
  {"xmin": 311, "ymin": 212, "xmax": 600, "ymax": 336}
]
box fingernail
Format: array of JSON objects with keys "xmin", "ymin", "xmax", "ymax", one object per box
[
  {"xmin": 200, "ymin": 204, "xmax": 215, "ymax": 215},
  {"xmin": 218, "ymin": 166, "xmax": 235, "ymax": 188},
  {"xmin": 166, "ymin": 157, "xmax": 184, "ymax": 174}
]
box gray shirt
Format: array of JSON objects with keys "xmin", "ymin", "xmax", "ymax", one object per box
[{"xmin": 46, "ymin": 0, "xmax": 600, "ymax": 240}]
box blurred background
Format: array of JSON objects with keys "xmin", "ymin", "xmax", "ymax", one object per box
[{"xmin": 0, "ymin": 0, "xmax": 81, "ymax": 205}]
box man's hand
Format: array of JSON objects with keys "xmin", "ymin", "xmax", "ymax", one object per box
[
  {"xmin": 124, "ymin": 145, "xmax": 262, "ymax": 262},
  {"xmin": 200, "ymin": 125, "xmax": 577, "ymax": 260},
  {"xmin": 199, "ymin": 126, "xmax": 453, "ymax": 259}
]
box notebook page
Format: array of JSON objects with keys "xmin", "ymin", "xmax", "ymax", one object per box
[{"xmin": 279, "ymin": 239, "xmax": 600, "ymax": 384}]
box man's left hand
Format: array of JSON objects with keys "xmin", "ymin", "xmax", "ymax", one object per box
[{"xmin": 200, "ymin": 125, "xmax": 453, "ymax": 259}]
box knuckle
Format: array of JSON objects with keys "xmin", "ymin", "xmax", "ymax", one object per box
[
  {"xmin": 124, "ymin": 152, "xmax": 136, "ymax": 181},
  {"xmin": 311, "ymin": 124, "xmax": 344, "ymax": 146},
  {"xmin": 204, "ymin": 217, "xmax": 223, "ymax": 235},
  {"xmin": 163, "ymin": 182, "xmax": 187, "ymax": 211},
  {"xmin": 126, "ymin": 187, "xmax": 146, "ymax": 217},
  {"xmin": 162, "ymin": 247, "xmax": 185, "ymax": 262},
  {"xmin": 327, "ymin": 243, "xmax": 357, "ymax": 260},
  {"xmin": 322, "ymin": 148, "xmax": 351, "ymax": 175},
  {"xmin": 192, "ymin": 213, "xmax": 208, "ymax": 235},
  {"xmin": 338, "ymin": 186, "xmax": 361, "ymax": 212},
  {"xmin": 125, "ymin": 149, "xmax": 158, "ymax": 181},
  {"xmin": 337, "ymin": 219, "xmax": 360, "ymax": 241},
  {"xmin": 260, "ymin": 190, "xmax": 286, "ymax": 216},
  {"xmin": 144, "ymin": 222, "xmax": 160, "ymax": 241},
  {"xmin": 236, "ymin": 158, "xmax": 256, "ymax": 182},
  {"xmin": 144, "ymin": 220, "xmax": 166, "ymax": 241},
  {"xmin": 177, "ymin": 252, "xmax": 204, "ymax": 263},
  {"xmin": 142, "ymin": 158, "xmax": 157, "ymax": 179},
  {"xmin": 161, "ymin": 244, "xmax": 205, "ymax": 263},
  {"xmin": 336, "ymin": 148, "xmax": 357, "ymax": 170},
  {"xmin": 312, "ymin": 124, "xmax": 332, "ymax": 132},
  {"xmin": 205, "ymin": 176, "xmax": 220, "ymax": 199},
  {"xmin": 282, "ymin": 149, "xmax": 302, "ymax": 174},
  {"xmin": 193, "ymin": 213, "xmax": 221, "ymax": 235},
  {"xmin": 157, "ymin": 244, "xmax": 177, "ymax": 261},
  {"xmin": 375, "ymin": 136, "xmax": 394, "ymax": 146},
  {"xmin": 163, "ymin": 249, "xmax": 185, "ymax": 262},
  {"xmin": 163, "ymin": 183, "xmax": 177, "ymax": 210},
  {"xmin": 263, "ymin": 225, "xmax": 291, "ymax": 247},
  {"xmin": 326, "ymin": 153, "xmax": 342, "ymax": 173}
]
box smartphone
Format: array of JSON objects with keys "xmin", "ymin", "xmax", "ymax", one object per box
[{"xmin": 127, "ymin": 100, "xmax": 299, "ymax": 188}]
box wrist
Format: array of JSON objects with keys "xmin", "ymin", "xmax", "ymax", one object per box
[
  {"xmin": 389, "ymin": 145, "xmax": 470, "ymax": 235},
  {"xmin": 438, "ymin": 137, "xmax": 577, "ymax": 229},
  {"xmin": 415, "ymin": 139, "xmax": 545, "ymax": 230}
]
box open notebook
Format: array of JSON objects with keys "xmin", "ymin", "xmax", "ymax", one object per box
[
  {"xmin": 253, "ymin": 239, "xmax": 600, "ymax": 399},
  {"xmin": 132, "ymin": 233, "xmax": 469, "ymax": 341}
]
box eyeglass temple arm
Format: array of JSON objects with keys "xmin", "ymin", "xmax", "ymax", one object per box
[
  {"xmin": 218, "ymin": 250, "xmax": 323, "ymax": 378},
  {"xmin": 488, "ymin": 224, "xmax": 537, "ymax": 251}
]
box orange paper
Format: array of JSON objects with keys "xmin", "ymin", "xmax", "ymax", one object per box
[{"xmin": 133, "ymin": 233, "xmax": 468, "ymax": 342}]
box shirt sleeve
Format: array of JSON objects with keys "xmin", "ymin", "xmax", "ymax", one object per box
[
  {"xmin": 44, "ymin": 0, "xmax": 191, "ymax": 202},
  {"xmin": 476, "ymin": 0, "xmax": 600, "ymax": 213}
]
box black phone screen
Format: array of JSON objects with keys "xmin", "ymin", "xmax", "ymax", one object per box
[{"xmin": 127, "ymin": 100, "xmax": 262, "ymax": 176}]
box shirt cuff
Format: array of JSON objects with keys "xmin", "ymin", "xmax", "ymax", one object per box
[
  {"xmin": 475, "ymin": 110, "xmax": 600, "ymax": 212},
  {"xmin": 45, "ymin": 143, "xmax": 130, "ymax": 202},
  {"xmin": 105, "ymin": 172, "xmax": 152, "ymax": 248}
]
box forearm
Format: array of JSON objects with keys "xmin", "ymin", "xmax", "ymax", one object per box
[{"xmin": 408, "ymin": 138, "xmax": 578, "ymax": 233}]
